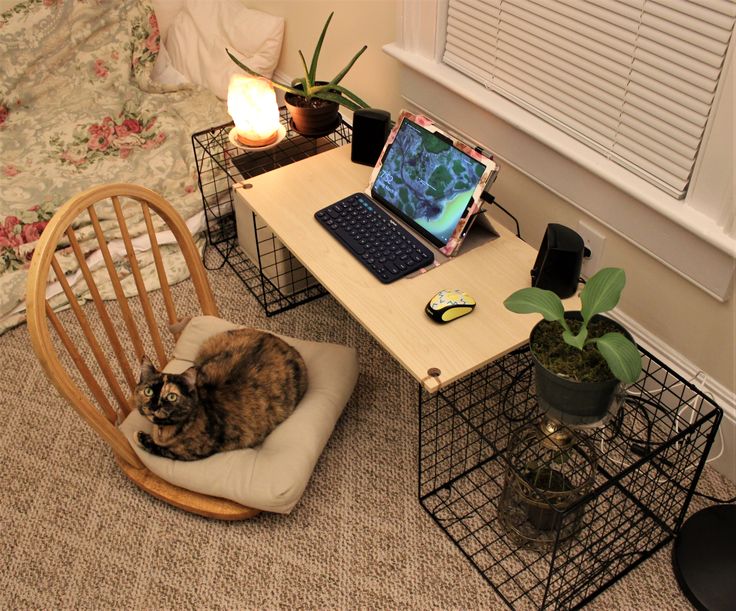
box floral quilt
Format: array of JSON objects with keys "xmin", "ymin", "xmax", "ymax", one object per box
[{"xmin": 0, "ymin": 0, "xmax": 229, "ymax": 333}]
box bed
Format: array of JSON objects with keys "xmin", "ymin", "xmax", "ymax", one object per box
[{"xmin": 0, "ymin": 0, "xmax": 284, "ymax": 334}]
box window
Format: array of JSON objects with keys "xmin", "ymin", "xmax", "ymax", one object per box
[
  {"xmin": 384, "ymin": 0, "xmax": 735, "ymax": 300},
  {"xmin": 443, "ymin": 0, "xmax": 734, "ymax": 200}
]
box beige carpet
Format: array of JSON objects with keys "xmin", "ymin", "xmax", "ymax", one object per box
[{"xmin": 1, "ymin": 256, "xmax": 733, "ymax": 610}]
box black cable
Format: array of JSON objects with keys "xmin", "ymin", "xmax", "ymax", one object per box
[
  {"xmin": 480, "ymin": 192, "xmax": 522, "ymax": 239},
  {"xmin": 202, "ymin": 241, "xmax": 227, "ymax": 270},
  {"xmin": 609, "ymin": 395, "xmax": 736, "ymax": 504},
  {"xmin": 617, "ymin": 392, "xmax": 736, "ymax": 504},
  {"xmin": 692, "ymin": 490, "xmax": 736, "ymax": 504},
  {"xmin": 647, "ymin": 455, "xmax": 736, "ymax": 505},
  {"xmin": 623, "ymin": 393, "xmax": 732, "ymax": 503}
]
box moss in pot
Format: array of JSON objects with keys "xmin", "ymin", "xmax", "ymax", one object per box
[{"xmin": 504, "ymin": 267, "xmax": 642, "ymax": 424}]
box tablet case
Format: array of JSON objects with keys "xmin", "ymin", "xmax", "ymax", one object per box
[{"xmin": 368, "ymin": 110, "xmax": 499, "ymax": 258}]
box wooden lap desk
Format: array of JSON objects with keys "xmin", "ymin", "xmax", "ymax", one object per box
[{"xmin": 234, "ymin": 146, "xmax": 541, "ymax": 393}]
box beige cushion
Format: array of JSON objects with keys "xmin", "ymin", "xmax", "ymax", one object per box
[{"xmin": 119, "ymin": 316, "xmax": 358, "ymax": 514}]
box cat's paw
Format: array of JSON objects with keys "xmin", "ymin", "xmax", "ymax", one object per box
[
  {"xmin": 136, "ymin": 431, "xmax": 179, "ymax": 459},
  {"xmin": 136, "ymin": 431, "xmax": 155, "ymax": 452}
]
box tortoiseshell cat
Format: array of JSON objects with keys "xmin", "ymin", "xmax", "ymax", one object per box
[{"xmin": 134, "ymin": 328, "xmax": 308, "ymax": 460}]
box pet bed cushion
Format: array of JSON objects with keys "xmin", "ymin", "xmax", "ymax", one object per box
[
  {"xmin": 119, "ymin": 316, "xmax": 359, "ymax": 514},
  {"xmin": 164, "ymin": 0, "xmax": 284, "ymax": 100}
]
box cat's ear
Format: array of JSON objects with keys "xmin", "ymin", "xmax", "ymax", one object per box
[
  {"xmin": 139, "ymin": 355, "xmax": 158, "ymax": 382},
  {"xmin": 180, "ymin": 366, "xmax": 198, "ymax": 389}
]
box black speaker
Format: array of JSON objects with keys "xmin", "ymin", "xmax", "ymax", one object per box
[
  {"xmin": 531, "ymin": 224, "xmax": 585, "ymax": 298},
  {"xmin": 351, "ymin": 109, "xmax": 391, "ymax": 166}
]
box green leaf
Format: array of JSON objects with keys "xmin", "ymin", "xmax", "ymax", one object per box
[
  {"xmin": 328, "ymin": 45, "xmax": 368, "ymax": 87},
  {"xmin": 504, "ymin": 288, "xmax": 565, "ymax": 323},
  {"xmin": 327, "ymin": 84, "xmax": 369, "ymax": 108},
  {"xmin": 580, "ymin": 267, "xmax": 626, "ymax": 326},
  {"xmin": 267, "ymin": 81, "xmax": 303, "ymax": 96},
  {"xmin": 308, "ymin": 11, "xmax": 334, "ymax": 84},
  {"xmin": 225, "ymin": 49, "xmax": 302, "ymax": 95},
  {"xmin": 593, "ymin": 332, "xmax": 642, "ymax": 384},
  {"xmin": 292, "ymin": 77, "xmax": 308, "ymax": 93},
  {"xmin": 298, "ymin": 50, "xmax": 311, "ymax": 87},
  {"xmin": 310, "ymin": 84, "xmax": 369, "ymax": 110},
  {"xmin": 225, "ymin": 49, "xmax": 261, "ymax": 77},
  {"xmin": 311, "ymin": 91, "xmax": 363, "ymax": 111},
  {"xmin": 563, "ymin": 327, "xmax": 587, "ymax": 350}
]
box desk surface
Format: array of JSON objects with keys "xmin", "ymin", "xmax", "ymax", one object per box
[{"xmin": 235, "ymin": 146, "xmax": 552, "ymax": 392}]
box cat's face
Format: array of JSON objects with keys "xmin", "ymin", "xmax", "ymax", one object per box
[{"xmin": 135, "ymin": 356, "xmax": 198, "ymax": 425}]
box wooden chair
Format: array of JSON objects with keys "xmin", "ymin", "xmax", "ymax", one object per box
[{"xmin": 26, "ymin": 183, "xmax": 259, "ymax": 520}]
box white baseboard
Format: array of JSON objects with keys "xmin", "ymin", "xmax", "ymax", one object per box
[{"xmin": 612, "ymin": 308, "xmax": 736, "ymax": 484}]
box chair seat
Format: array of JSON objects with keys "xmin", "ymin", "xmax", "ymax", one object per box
[{"xmin": 119, "ymin": 315, "xmax": 359, "ymax": 514}]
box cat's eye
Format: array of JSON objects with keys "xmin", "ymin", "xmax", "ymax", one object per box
[
  {"xmin": 165, "ymin": 392, "xmax": 178, "ymax": 402},
  {"xmin": 143, "ymin": 387, "xmax": 154, "ymax": 397}
]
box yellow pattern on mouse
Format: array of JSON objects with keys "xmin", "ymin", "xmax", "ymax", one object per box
[{"xmin": 425, "ymin": 289, "xmax": 476, "ymax": 324}]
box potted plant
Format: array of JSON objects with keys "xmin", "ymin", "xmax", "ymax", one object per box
[
  {"xmin": 226, "ymin": 12, "xmax": 370, "ymax": 136},
  {"xmin": 503, "ymin": 267, "xmax": 642, "ymax": 424}
]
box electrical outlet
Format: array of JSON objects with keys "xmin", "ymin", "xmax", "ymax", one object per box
[{"xmin": 577, "ymin": 221, "xmax": 606, "ymax": 278}]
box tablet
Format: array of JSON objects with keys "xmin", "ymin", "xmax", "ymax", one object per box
[{"xmin": 369, "ymin": 111, "xmax": 499, "ymax": 257}]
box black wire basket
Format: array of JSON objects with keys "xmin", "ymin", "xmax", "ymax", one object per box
[
  {"xmin": 191, "ymin": 108, "xmax": 352, "ymax": 315},
  {"xmin": 418, "ymin": 344, "xmax": 722, "ymax": 610}
]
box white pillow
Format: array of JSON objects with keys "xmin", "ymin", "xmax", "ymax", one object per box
[
  {"xmin": 165, "ymin": 0, "xmax": 284, "ymax": 100},
  {"xmin": 150, "ymin": 0, "xmax": 187, "ymax": 43},
  {"xmin": 119, "ymin": 316, "xmax": 359, "ymax": 514}
]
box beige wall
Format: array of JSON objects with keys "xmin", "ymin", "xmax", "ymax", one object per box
[{"xmin": 250, "ymin": 0, "xmax": 735, "ymax": 395}]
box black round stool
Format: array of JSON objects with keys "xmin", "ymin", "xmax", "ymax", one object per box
[{"xmin": 673, "ymin": 504, "xmax": 736, "ymax": 611}]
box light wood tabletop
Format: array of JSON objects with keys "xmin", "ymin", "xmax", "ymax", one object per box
[{"xmin": 234, "ymin": 145, "xmax": 556, "ymax": 393}]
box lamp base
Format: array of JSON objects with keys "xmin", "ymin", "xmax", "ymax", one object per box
[
  {"xmin": 228, "ymin": 125, "xmax": 286, "ymax": 152},
  {"xmin": 235, "ymin": 130, "xmax": 278, "ymax": 148},
  {"xmin": 672, "ymin": 504, "xmax": 736, "ymax": 611}
]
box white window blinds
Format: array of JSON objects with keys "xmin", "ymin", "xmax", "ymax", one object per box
[{"xmin": 442, "ymin": 0, "xmax": 735, "ymax": 199}]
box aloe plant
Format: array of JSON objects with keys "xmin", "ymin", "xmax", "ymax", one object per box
[
  {"xmin": 226, "ymin": 12, "xmax": 369, "ymax": 112},
  {"xmin": 504, "ymin": 267, "xmax": 642, "ymax": 384}
]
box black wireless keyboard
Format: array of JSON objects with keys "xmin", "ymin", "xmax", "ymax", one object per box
[{"xmin": 315, "ymin": 192, "xmax": 435, "ymax": 283}]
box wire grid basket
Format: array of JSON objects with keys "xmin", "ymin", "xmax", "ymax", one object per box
[
  {"xmin": 191, "ymin": 108, "xmax": 352, "ymax": 315},
  {"xmin": 418, "ymin": 344, "xmax": 722, "ymax": 610}
]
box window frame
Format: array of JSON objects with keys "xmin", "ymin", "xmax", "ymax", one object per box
[{"xmin": 384, "ymin": 0, "xmax": 735, "ymax": 301}]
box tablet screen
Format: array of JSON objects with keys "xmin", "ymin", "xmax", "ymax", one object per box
[{"xmin": 370, "ymin": 117, "xmax": 487, "ymax": 248}]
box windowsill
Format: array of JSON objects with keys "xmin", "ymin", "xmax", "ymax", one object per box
[{"xmin": 384, "ymin": 42, "xmax": 736, "ymax": 301}]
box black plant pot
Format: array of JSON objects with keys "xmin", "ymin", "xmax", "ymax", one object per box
[
  {"xmin": 530, "ymin": 313, "xmax": 632, "ymax": 425},
  {"xmin": 284, "ymin": 86, "xmax": 340, "ymax": 137}
]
